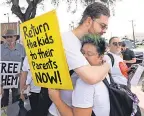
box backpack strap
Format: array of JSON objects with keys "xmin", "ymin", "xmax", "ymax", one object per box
[
  {"xmin": 103, "ymin": 73, "xmax": 115, "ymax": 87},
  {"xmin": 103, "ymin": 77, "xmax": 110, "ymax": 87},
  {"xmin": 108, "ymin": 73, "xmax": 115, "ymax": 84},
  {"xmin": 69, "ymin": 70, "xmax": 74, "ymax": 76},
  {"xmin": 107, "ymin": 53, "xmax": 114, "ymax": 67}
]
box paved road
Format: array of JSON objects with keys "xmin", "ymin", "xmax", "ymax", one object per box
[{"xmin": 2, "ymin": 84, "xmax": 144, "ymax": 116}]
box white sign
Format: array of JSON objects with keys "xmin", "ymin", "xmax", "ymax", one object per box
[
  {"xmin": 130, "ymin": 64, "xmax": 144, "ymax": 86},
  {"xmin": 0, "ymin": 61, "xmax": 21, "ymax": 89}
]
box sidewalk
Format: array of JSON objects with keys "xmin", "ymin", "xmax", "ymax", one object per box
[{"xmin": 131, "ymin": 86, "xmax": 144, "ymax": 115}]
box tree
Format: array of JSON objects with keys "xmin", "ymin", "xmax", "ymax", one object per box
[{"xmin": 3, "ymin": 0, "xmax": 118, "ymax": 22}]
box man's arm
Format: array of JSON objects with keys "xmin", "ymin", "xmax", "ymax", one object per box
[
  {"xmin": 20, "ymin": 71, "xmax": 28, "ymax": 92},
  {"xmin": 124, "ymin": 58, "xmax": 136, "ymax": 64},
  {"xmin": 48, "ymin": 89, "xmax": 73, "ymax": 116},
  {"xmin": 20, "ymin": 71, "xmax": 28, "ymax": 100},
  {"xmin": 74, "ymin": 62, "xmax": 109, "ymax": 84}
]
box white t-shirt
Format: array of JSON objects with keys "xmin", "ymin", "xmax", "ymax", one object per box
[
  {"xmin": 72, "ymin": 76, "xmax": 110, "ymax": 116},
  {"xmin": 49, "ymin": 31, "xmax": 89, "ymax": 116},
  {"xmin": 22, "ymin": 57, "xmax": 41, "ymax": 93},
  {"xmin": 104, "ymin": 52, "xmax": 128, "ymax": 85}
]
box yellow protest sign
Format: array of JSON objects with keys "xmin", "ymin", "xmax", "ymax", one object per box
[{"xmin": 20, "ymin": 10, "xmax": 73, "ymax": 90}]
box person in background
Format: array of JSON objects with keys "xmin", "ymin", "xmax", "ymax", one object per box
[
  {"xmin": 104, "ymin": 37, "xmax": 128, "ymax": 85},
  {"xmin": 0, "ymin": 84, "xmax": 4, "ymax": 99},
  {"xmin": 0, "ymin": 41, "xmax": 4, "ymax": 44},
  {"xmin": 1, "ymin": 29, "xmax": 26, "ymax": 107},
  {"xmin": 20, "ymin": 56, "xmax": 52, "ymax": 116},
  {"xmin": 1, "ymin": 84, "xmax": 6, "ymax": 116},
  {"xmin": 121, "ymin": 41, "xmax": 136, "ymax": 68},
  {"xmin": 21, "ymin": 56, "xmax": 41, "ymax": 116}
]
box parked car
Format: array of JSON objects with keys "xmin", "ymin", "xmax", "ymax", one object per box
[
  {"xmin": 122, "ymin": 40, "xmax": 136, "ymax": 49},
  {"xmin": 136, "ymin": 41, "xmax": 143, "ymax": 45},
  {"xmin": 133, "ymin": 50, "xmax": 144, "ymax": 64}
]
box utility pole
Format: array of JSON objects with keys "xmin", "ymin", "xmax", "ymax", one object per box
[
  {"xmin": 4, "ymin": 13, "xmax": 9, "ymax": 29},
  {"xmin": 131, "ymin": 20, "xmax": 136, "ymax": 47}
]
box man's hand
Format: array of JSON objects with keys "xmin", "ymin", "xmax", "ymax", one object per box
[
  {"xmin": 20, "ymin": 88, "xmax": 26, "ymax": 101},
  {"xmin": 20, "ymin": 94, "xmax": 25, "ymax": 101},
  {"xmin": 48, "ymin": 89, "xmax": 61, "ymax": 104}
]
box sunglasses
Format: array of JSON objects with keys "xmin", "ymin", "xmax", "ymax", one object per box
[
  {"xmin": 112, "ymin": 42, "xmax": 122, "ymax": 46},
  {"xmin": 6, "ymin": 36, "xmax": 14, "ymax": 38},
  {"xmin": 93, "ymin": 20, "xmax": 108, "ymax": 30}
]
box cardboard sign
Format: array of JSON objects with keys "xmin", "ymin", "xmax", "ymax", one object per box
[
  {"xmin": 0, "ymin": 61, "xmax": 21, "ymax": 89},
  {"xmin": 20, "ymin": 10, "xmax": 73, "ymax": 90}
]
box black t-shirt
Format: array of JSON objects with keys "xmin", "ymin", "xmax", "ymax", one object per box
[{"xmin": 122, "ymin": 48, "xmax": 135, "ymax": 67}]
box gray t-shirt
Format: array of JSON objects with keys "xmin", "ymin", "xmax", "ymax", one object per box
[{"xmin": 1, "ymin": 43, "xmax": 26, "ymax": 68}]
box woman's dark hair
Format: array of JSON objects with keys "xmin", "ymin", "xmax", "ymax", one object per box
[
  {"xmin": 81, "ymin": 34, "xmax": 106, "ymax": 56},
  {"xmin": 121, "ymin": 41, "xmax": 126, "ymax": 47}
]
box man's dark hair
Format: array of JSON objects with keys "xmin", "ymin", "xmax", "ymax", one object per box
[
  {"xmin": 81, "ymin": 34, "xmax": 106, "ymax": 56},
  {"xmin": 109, "ymin": 36, "xmax": 119, "ymax": 44},
  {"xmin": 79, "ymin": 2, "xmax": 110, "ymax": 25},
  {"xmin": 121, "ymin": 41, "xmax": 126, "ymax": 47}
]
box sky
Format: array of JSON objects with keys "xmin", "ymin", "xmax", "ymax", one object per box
[{"xmin": 0, "ymin": 0, "xmax": 144, "ymax": 39}]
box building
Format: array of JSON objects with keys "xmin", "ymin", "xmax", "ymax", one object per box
[{"xmin": 0, "ymin": 22, "xmax": 20, "ymax": 43}]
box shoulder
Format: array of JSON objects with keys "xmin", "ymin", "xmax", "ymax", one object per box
[
  {"xmin": 1, "ymin": 43, "xmax": 7, "ymax": 48},
  {"xmin": 23, "ymin": 56, "xmax": 29, "ymax": 67},
  {"xmin": 104, "ymin": 54, "xmax": 111, "ymax": 61},
  {"xmin": 62, "ymin": 31, "xmax": 73, "ymax": 41},
  {"xmin": 62, "ymin": 31, "xmax": 71, "ymax": 37},
  {"xmin": 16, "ymin": 43, "xmax": 24, "ymax": 48},
  {"xmin": 126, "ymin": 49, "xmax": 134, "ymax": 55},
  {"xmin": 23, "ymin": 56, "xmax": 28, "ymax": 63},
  {"xmin": 126, "ymin": 48, "xmax": 132, "ymax": 52},
  {"xmin": 16, "ymin": 43, "xmax": 25, "ymax": 52},
  {"xmin": 129, "ymin": 49, "xmax": 134, "ymax": 53},
  {"xmin": 22, "ymin": 56, "xmax": 30, "ymax": 71},
  {"xmin": 61, "ymin": 31, "xmax": 88, "ymax": 70},
  {"xmin": 62, "ymin": 31, "xmax": 79, "ymax": 45},
  {"xmin": 0, "ymin": 44, "xmax": 4, "ymax": 47}
]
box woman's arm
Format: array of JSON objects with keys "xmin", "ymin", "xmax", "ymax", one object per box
[{"xmin": 73, "ymin": 107, "xmax": 92, "ymax": 116}]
